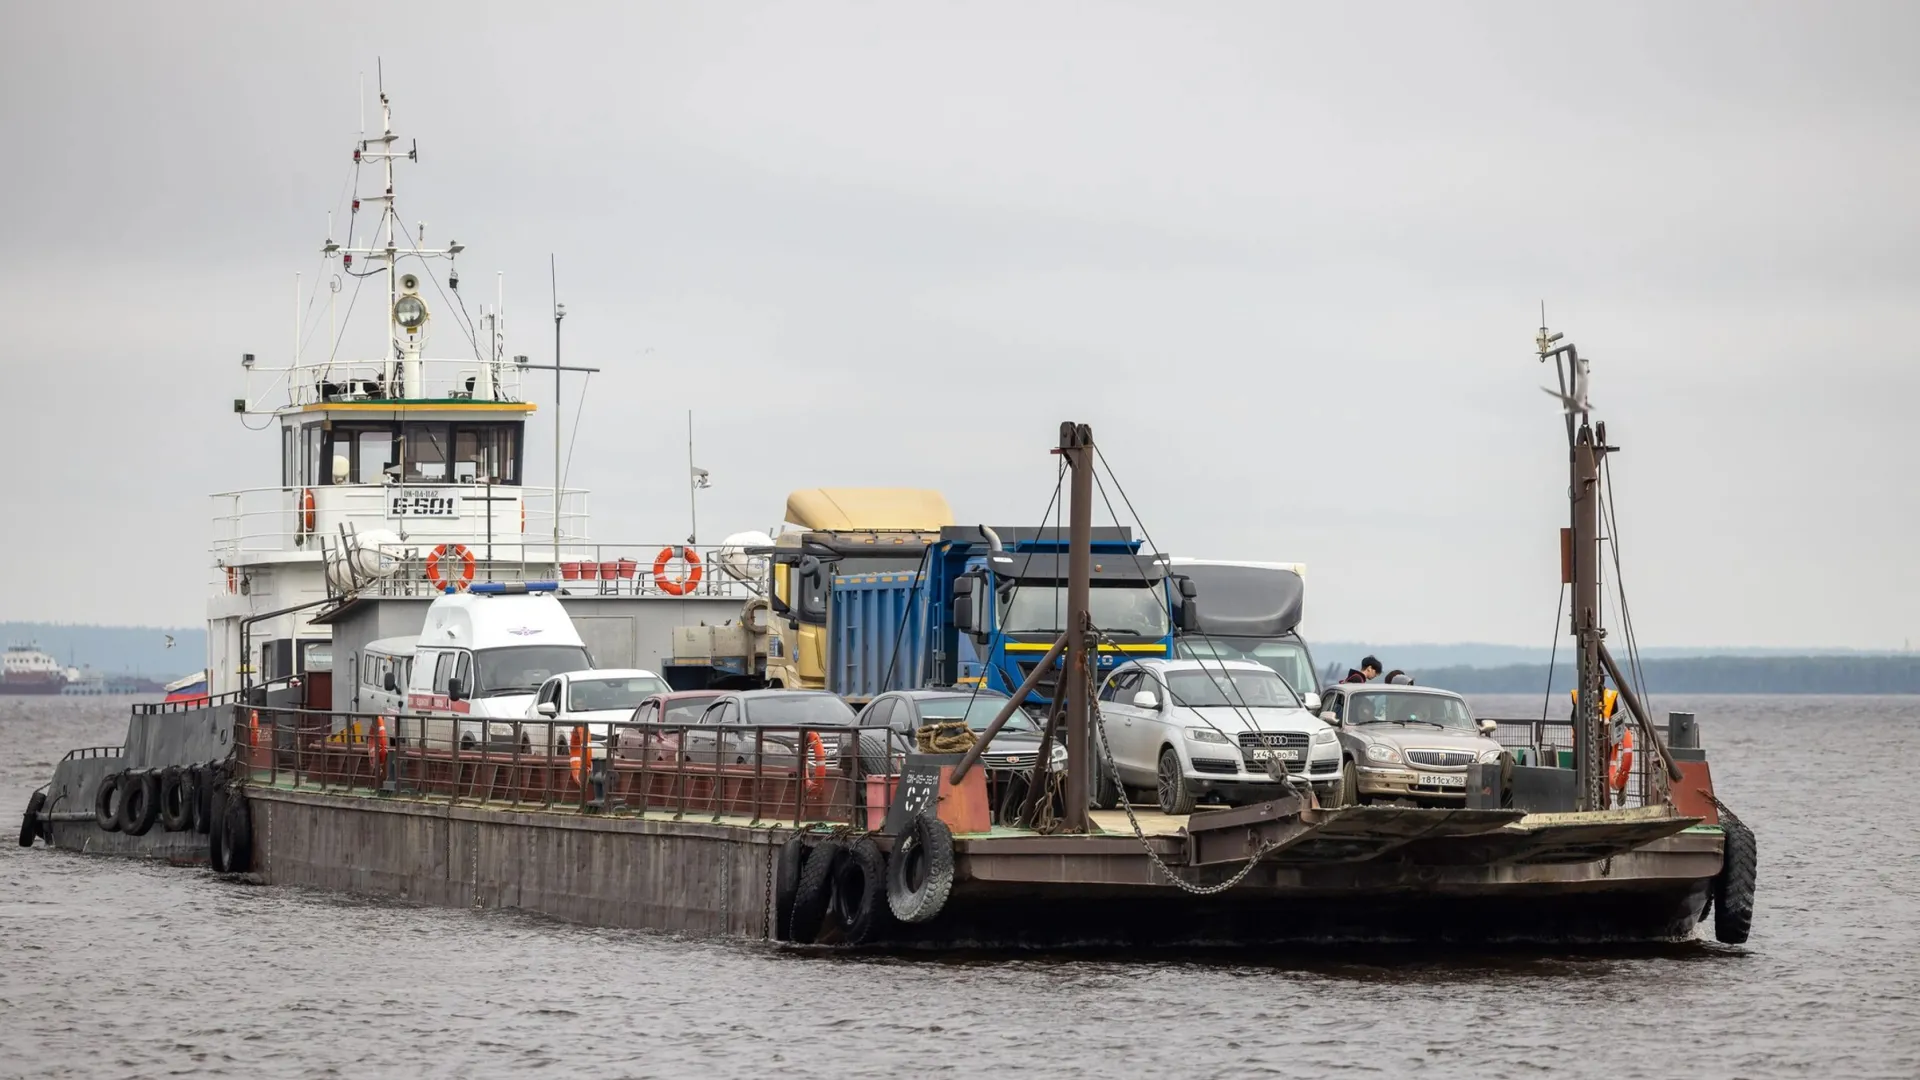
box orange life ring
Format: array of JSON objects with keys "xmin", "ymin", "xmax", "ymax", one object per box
[
  {"xmin": 248, "ymin": 709, "xmax": 260, "ymax": 747},
  {"xmin": 425, "ymin": 543, "xmax": 477, "ymax": 591},
  {"xmin": 299, "ymin": 488, "xmax": 317, "ymax": 534},
  {"xmin": 1608, "ymin": 727, "xmax": 1635, "ymax": 792},
  {"xmin": 368, "ymin": 715, "xmax": 390, "ymax": 774},
  {"xmin": 652, "ymin": 546, "xmax": 703, "ymax": 596},
  {"xmin": 803, "ymin": 730, "xmax": 827, "ymax": 795}
]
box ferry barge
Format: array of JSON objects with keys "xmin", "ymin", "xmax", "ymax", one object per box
[{"xmin": 17, "ymin": 89, "xmax": 1755, "ymax": 949}]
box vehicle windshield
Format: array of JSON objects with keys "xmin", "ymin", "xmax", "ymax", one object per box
[
  {"xmin": 742, "ymin": 694, "xmax": 859, "ymax": 727},
  {"xmin": 1348, "ymin": 692, "xmax": 1476, "ymax": 731},
  {"xmin": 917, "ymin": 694, "xmax": 1040, "ymax": 733},
  {"xmin": 568, "ymin": 675, "xmax": 667, "ymax": 711},
  {"xmin": 1175, "ymin": 636, "xmax": 1317, "ymax": 698},
  {"xmin": 1000, "ymin": 583, "xmax": 1170, "ymax": 637},
  {"xmin": 472, "ymin": 645, "xmax": 592, "ymax": 696},
  {"xmin": 1165, "ymin": 667, "xmax": 1302, "ymax": 709}
]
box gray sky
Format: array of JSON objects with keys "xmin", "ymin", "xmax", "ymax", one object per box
[{"xmin": 2, "ymin": 2, "xmax": 1915, "ymax": 647}]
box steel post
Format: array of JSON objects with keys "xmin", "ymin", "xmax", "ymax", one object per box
[
  {"xmin": 1571, "ymin": 424, "xmax": 1603, "ymax": 810},
  {"xmin": 1060, "ymin": 422, "xmax": 1094, "ymax": 833}
]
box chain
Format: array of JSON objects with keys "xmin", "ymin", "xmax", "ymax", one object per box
[{"xmin": 1086, "ymin": 658, "xmax": 1272, "ymax": 896}]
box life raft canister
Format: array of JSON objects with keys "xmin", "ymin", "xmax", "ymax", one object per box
[
  {"xmin": 1608, "ymin": 727, "xmax": 1635, "ymax": 792},
  {"xmin": 425, "ymin": 543, "xmax": 477, "ymax": 592},
  {"xmin": 652, "ymin": 546, "xmax": 703, "ymax": 596}
]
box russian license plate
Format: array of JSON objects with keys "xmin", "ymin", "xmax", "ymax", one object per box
[
  {"xmin": 1249, "ymin": 747, "xmax": 1303, "ymax": 762},
  {"xmin": 1417, "ymin": 773, "xmax": 1465, "ymax": 788}
]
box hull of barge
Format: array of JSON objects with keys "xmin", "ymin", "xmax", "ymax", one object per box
[{"xmin": 32, "ymin": 701, "xmax": 1724, "ymax": 947}]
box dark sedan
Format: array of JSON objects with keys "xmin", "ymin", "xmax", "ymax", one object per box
[
  {"xmin": 681, "ymin": 690, "xmax": 860, "ymax": 768},
  {"xmin": 853, "ymin": 689, "xmax": 1066, "ymax": 776}
]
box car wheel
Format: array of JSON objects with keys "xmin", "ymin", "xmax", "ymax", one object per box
[
  {"xmin": 1156, "ymin": 747, "xmax": 1195, "ymax": 816},
  {"xmin": 1341, "ymin": 759, "xmax": 1361, "ymax": 806}
]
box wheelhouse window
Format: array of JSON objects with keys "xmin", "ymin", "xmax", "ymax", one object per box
[{"xmin": 318, "ymin": 421, "xmax": 521, "ymax": 485}]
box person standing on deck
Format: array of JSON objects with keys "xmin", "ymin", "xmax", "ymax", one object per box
[{"xmin": 1343, "ymin": 656, "xmax": 1382, "ymax": 684}]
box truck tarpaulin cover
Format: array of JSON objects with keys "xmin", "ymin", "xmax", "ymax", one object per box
[{"xmin": 1182, "ymin": 564, "xmax": 1304, "ymax": 637}]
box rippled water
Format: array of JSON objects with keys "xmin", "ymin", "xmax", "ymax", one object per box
[{"xmin": 3, "ymin": 694, "xmax": 1917, "ymax": 1079}]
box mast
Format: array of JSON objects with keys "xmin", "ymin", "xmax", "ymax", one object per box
[{"xmin": 1539, "ymin": 325, "xmax": 1609, "ymax": 811}]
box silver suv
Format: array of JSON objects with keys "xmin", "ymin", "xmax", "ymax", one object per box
[{"xmin": 1318, "ymin": 683, "xmax": 1505, "ymax": 806}]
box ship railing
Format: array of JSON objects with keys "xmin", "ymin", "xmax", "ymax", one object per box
[
  {"xmin": 1484, "ymin": 715, "xmax": 1677, "ymax": 809},
  {"xmin": 347, "ymin": 543, "xmax": 765, "ymax": 599},
  {"xmin": 60, "ymin": 745, "xmax": 124, "ymax": 762},
  {"xmin": 208, "ymin": 483, "xmax": 589, "ymax": 567},
  {"xmin": 234, "ymin": 707, "xmax": 883, "ymax": 829},
  {"xmin": 285, "ymin": 357, "xmax": 529, "ymax": 408},
  {"xmin": 132, "ymin": 687, "xmax": 250, "ymax": 715}
]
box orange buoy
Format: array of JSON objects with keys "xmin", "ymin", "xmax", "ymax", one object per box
[
  {"xmin": 570, "ymin": 724, "xmax": 590, "ymax": 787},
  {"xmin": 803, "ymin": 730, "xmax": 827, "ymax": 796},
  {"xmin": 425, "ymin": 543, "xmax": 477, "ymax": 592},
  {"xmin": 1608, "ymin": 727, "xmax": 1635, "ymax": 792},
  {"xmin": 368, "ymin": 715, "xmax": 390, "ymax": 775},
  {"xmin": 652, "ymin": 546, "xmax": 703, "ymax": 596}
]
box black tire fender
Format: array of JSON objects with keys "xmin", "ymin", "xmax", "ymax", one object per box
[
  {"xmin": 219, "ymin": 791, "xmax": 254, "ymax": 874},
  {"xmin": 18, "ymin": 791, "xmax": 46, "ymax": 848},
  {"xmin": 94, "ymin": 772, "xmax": 123, "ymax": 833},
  {"xmin": 886, "ymin": 816, "xmax": 955, "ymax": 925},
  {"xmin": 207, "ymin": 780, "xmax": 230, "ymax": 873},
  {"xmin": 788, "ymin": 838, "xmax": 842, "ymax": 944},
  {"xmin": 193, "ymin": 764, "xmax": 215, "ymax": 835},
  {"xmin": 832, "ymin": 836, "xmax": 891, "ymax": 945},
  {"xmin": 773, "ymin": 837, "xmax": 806, "ymax": 941},
  {"xmin": 158, "ymin": 767, "xmax": 192, "ymax": 832},
  {"xmin": 1713, "ymin": 817, "xmax": 1756, "ymax": 945},
  {"xmin": 121, "ymin": 770, "xmax": 161, "ymax": 837}
]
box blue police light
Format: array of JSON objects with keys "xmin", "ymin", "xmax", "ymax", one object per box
[{"xmin": 467, "ymin": 581, "xmax": 560, "ymax": 595}]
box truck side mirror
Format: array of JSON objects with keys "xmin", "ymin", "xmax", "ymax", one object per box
[
  {"xmin": 952, "ymin": 576, "xmax": 982, "ymax": 635},
  {"xmin": 447, "ymin": 677, "xmax": 467, "ymax": 702},
  {"xmin": 1177, "ymin": 599, "xmax": 1200, "ymax": 632},
  {"xmin": 384, "ymin": 672, "xmax": 397, "ymax": 692},
  {"xmin": 1177, "ymin": 576, "xmax": 1198, "ymax": 600}
]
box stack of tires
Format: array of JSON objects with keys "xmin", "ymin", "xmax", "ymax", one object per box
[
  {"xmin": 772, "ymin": 816, "xmax": 956, "ymax": 947},
  {"xmin": 87, "ymin": 761, "xmax": 253, "ymax": 873}
]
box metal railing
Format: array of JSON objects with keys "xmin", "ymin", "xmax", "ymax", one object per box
[
  {"xmin": 234, "ymin": 706, "xmax": 889, "ymax": 828},
  {"xmin": 210, "ymin": 484, "xmax": 590, "ymax": 564},
  {"xmin": 286, "ymin": 357, "xmax": 529, "ymax": 408},
  {"xmin": 1485, "ymin": 715, "xmax": 1672, "ymax": 808},
  {"xmin": 343, "ymin": 543, "xmax": 764, "ymax": 599}
]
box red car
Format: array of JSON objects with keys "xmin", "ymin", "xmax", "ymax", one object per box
[{"xmin": 613, "ymin": 690, "xmax": 725, "ymax": 760}]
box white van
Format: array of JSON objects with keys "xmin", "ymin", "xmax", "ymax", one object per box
[
  {"xmin": 402, "ymin": 583, "xmax": 595, "ymax": 750},
  {"xmin": 357, "ymin": 636, "xmax": 416, "ymax": 719}
]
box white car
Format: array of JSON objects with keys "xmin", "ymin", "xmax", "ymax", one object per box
[
  {"xmin": 530, "ymin": 668, "xmax": 669, "ymax": 754},
  {"xmin": 1095, "ymin": 658, "xmax": 1343, "ymax": 814}
]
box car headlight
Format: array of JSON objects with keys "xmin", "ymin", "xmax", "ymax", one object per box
[
  {"xmin": 1365, "ymin": 743, "xmax": 1401, "ymax": 763},
  {"xmin": 1311, "ymin": 728, "xmax": 1337, "ymax": 745},
  {"xmin": 1186, "ymin": 727, "xmax": 1232, "ymax": 744},
  {"xmin": 1480, "ymin": 748, "xmax": 1504, "ymax": 763}
]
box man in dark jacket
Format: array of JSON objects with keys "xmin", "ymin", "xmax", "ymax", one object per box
[{"xmin": 1343, "ymin": 656, "xmax": 1382, "ymax": 684}]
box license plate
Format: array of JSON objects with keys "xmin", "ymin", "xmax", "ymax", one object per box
[
  {"xmin": 1249, "ymin": 748, "xmax": 1302, "ymax": 762},
  {"xmin": 1417, "ymin": 773, "xmax": 1465, "ymax": 788}
]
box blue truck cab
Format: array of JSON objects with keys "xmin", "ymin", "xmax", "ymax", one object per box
[{"xmin": 828, "ymin": 525, "xmax": 1182, "ymax": 704}]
